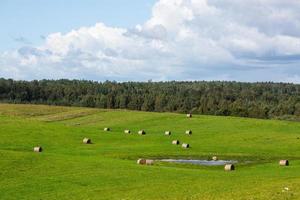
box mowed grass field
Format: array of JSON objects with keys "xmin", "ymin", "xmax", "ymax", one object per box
[{"xmin": 1, "ymin": 104, "xmax": 300, "ymax": 200}]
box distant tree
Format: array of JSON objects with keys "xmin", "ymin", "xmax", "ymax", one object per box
[
  {"xmin": 1, "ymin": 78, "xmax": 300, "ymax": 120},
  {"xmin": 80, "ymin": 95, "xmax": 95, "ymax": 107}
]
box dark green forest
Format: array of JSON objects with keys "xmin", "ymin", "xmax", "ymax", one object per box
[{"xmin": 1, "ymin": 78, "xmax": 300, "ymax": 120}]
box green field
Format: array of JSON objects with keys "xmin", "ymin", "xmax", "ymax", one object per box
[{"xmin": 1, "ymin": 103, "xmax": 300, "ymax": 200}]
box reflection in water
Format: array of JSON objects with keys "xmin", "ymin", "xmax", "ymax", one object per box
[{"xmin": 160, "ymin": 159, "xmax": 238, "ymax": 166}]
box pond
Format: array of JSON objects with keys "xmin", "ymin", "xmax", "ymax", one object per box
[{"xmin": 160, "ymin": 159, "xmax": 238, "ymax": 166}]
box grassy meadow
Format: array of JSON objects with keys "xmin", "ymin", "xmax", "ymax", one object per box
[{"xmin": 1, "ymin": 103, "xmax": 300, "ymax": 199}]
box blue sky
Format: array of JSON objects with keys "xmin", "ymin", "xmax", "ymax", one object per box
[
  {"xmin": 1, "ymin": 0, "xmax": 300, "ymax": 82},
  {"xmin": 0, "ymin": 0, "xmax": 156, "ymax": 51}
]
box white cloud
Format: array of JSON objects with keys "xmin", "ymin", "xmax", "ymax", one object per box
[{"xmin": 1, "ymin": 0, "xmax": 300, "ymax": 82}]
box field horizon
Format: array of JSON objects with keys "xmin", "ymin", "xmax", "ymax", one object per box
[{"xmin": 1, "ymin": 103, "xmax": 300, "ymax": 199}]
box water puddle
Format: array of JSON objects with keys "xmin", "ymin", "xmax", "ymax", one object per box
[{"xmin": 160, "ymin": 159, "xmax": 238, "ymax": 166}]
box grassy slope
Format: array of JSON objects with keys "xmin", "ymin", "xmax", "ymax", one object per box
[{"xmin": 0, "ymin": 103, "xmax": 300, "ymax": 200}]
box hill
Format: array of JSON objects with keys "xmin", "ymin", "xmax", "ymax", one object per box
[{"xmin": 0, "ymin": 103, "xmax": 300, "ymax": 199}]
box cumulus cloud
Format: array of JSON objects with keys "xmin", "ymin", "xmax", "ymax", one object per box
[{"xmin": 1, "ymin": 0, "xmax": 300, "ymax": 82}]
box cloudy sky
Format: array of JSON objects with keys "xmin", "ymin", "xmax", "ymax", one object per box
[{"xmin": 1, "ymin": 0, "xmax": 300, "ymax": 82}]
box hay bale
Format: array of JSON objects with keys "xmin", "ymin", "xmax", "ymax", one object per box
[
  {"xmin": 104, "ymin": 127, "xmax": 110, "ymax": 131},
  {"xmin": 187, "ymin": 113, "xmax": 192, "ymax": 118},
  {"xmin": 83, "ymin": 138, "xmax": 91, "ymax": 144},
  {"xmin": 137, "ymin": 159, "xmax": 154, "ymax": 165},
  {"xmin": 146, "ymin": 159, "xmax": 154, "ymax": 165},
  {"xmin": 137, "ymin": 158, "xmax": 147, "ymax": 165},
  {"xmin": 172, "ymin": 140, "xmax": 180, "ymax": 145},
  {"xmin": 138, "ymin": 130, "xmax": 146, "ymax": 135},
  {"xmin": 124, "ymin": 130, "xmax": 131, "ymax": 134},
  {"xmin": 224, "ymin": 164, "xmax": 235, "ymax": 171},
  {"xmin": 212, "ymin": 156, "xmax": 218, "ymax": 161},
  {"xmin": 185, "ymin": 130, "xmax": 192, "ymax": 135},
  {"xmin": 33, "ymin": 146, "xmax": 42, "ymax": 152},
  {"xmin": 165, "ymin": 131, "xmax": 171, "ymax": 135},
  {"xmin": 279, "ymin": 160, "xmax": 289, "ymax": 166},
  {"xmin": 182, "ymin": 143, "xmax": 190, "ymax": 148}
]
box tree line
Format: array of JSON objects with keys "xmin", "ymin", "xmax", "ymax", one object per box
[{"xmin": 1, "ymin": 78, "xmax": 300, "ymax": 120}]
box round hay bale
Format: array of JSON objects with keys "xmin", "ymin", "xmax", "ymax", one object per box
[
  {"xmin": 138, "ymin": 130, "xmax": 146, "ymax": 135},
  {"xmin": 224, "ymin": 164, "xmax": 235, "ymax": 171},
  {"xmin": 182, "ymin": 143, "xmax": 190, "ymax": 148},
  {"xmin": 83, "ymin": 138, "xmax": 91, "ymax": 144},
  {"xmin": 124, "ymin": 130, "xmax": 131, "ymax": 134},
  {"xmin": 137, "ymin": 158, "xmax": 147, "ymax": 165},
  {"xmin": 212, "ymin": 156, "xmax": 218, "ymax": 161},
  {"xmin": 279, "ymin": 160, "xmax": 289, "ymax": 166},
  {"xmin": 137, "ymin": 159, "xmax": 154, "ymax": 165},
  {"xmin": 185, "ymin": 130, "xmax": 192, "ymax": 135},
  {"xmin": 165, "ymin": 131, "xmax": 171, "ymax": 135},
  {"xmin": 146, "ymin": 159, "xmax": 154, "ymax": 165},
  {"xmin": 104, "ymin": 127, "xmax": 110, "ymax": 131},
  {"xmin": 33, "ymin": 146, "xmax": 42, "ymax": 152},
  {"xmin": 187, "ymin": 113, "xmax": 192, "ymax": 118},
  {"xmin": 172, "ymin": 140, "xmax": 180, "ymax": 145}
]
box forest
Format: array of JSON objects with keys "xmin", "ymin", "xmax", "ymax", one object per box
[{"xmin": 0, "ymin": 78, "xmax": 300, "ymax": 120}]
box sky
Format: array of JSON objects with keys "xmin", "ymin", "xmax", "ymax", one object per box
[
  {"xmin": 1, "ymin": 0, "xmax": 300, "ymax": 83},
  {"xmin": 0, "ymin": 0, "xmax": 156, "ymax": 51}
]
